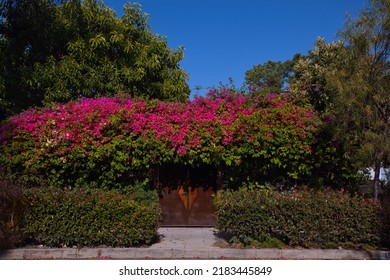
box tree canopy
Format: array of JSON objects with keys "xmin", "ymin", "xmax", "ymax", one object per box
[
  {"xmin": 334, "ymin": 0, "xmax": 390, "ymax": 200},
  {"xmin": 288, "ymin": 0, "xmax": 390, "ymax": 199},
  {"xmin": 242, "ymin": 0, "xmax": 390, "ymax": 194},
  {"xmin": 0, "ymin": 0, "xmax": 190, "ymax": 120},
  {"xmin": 244, "ymin": 54, "xmax": 302, "ymax": 96}
]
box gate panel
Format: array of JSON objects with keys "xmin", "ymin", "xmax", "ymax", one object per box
[
  {"xmin": 159, "ymin": 186, "xmax": 216, "ymax": 226},
  {"xmin": 157, "ymin": 164, "xmax": 219, "ymax": 226}
]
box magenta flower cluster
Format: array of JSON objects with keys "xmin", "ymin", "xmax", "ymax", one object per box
[
  {"xmin": 1, "ymin": 91, "xmax": 314, "ymax": 155},
  {"xmin": 0, "ymin": 89, "xmax": 319, "ymax": 187}
]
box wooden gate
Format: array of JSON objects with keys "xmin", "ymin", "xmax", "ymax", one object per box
[
  {"xmin": 157, "ymin": 165, "xmax": 219, "ymax": 226},
  {"xmin": 159, "ymin": 185, "xmax": 216, "ymax": 226}
]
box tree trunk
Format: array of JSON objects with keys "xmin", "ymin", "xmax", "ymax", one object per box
[{"xmin": 372, "ymin": 161, "xmax": 381, "ymax": 204}]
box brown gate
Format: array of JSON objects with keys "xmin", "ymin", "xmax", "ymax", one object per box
[
  {"xmin": 159, "ymin": 185, "xmax": 216, "ymax": 226},
  {"xmin": 157, "ymin": 165, "xmax": 219, "ymax": 226}
]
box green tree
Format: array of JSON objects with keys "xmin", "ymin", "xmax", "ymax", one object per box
[
  {"xmin": 290, "ymin": 37, "xmax": 347, "ymax": 113},
  {"xmin": 288, "ymin": 40, "xmax": 359, "ymax": 189},
  {"xmin": 0, "ymin": 0, "xmax": 63, "ymax": 119},
  {"xmin": 244, "ymin": 54, "xmax": 302, "ymax": 96},
  {"xmin": 291, "ymin": 0, "xmax": 390, "ymax": 200},
  {"xmin": 0, "ymin": 0, "xmax": 189, "ymax": 120},
  {"xmin": 333, "ymin": 0, "xmax": 390, "ymax": 201}
]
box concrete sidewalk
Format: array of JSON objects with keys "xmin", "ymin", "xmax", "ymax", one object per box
[{"xmin": 0, "ymin": 227, "xmax": 389, "ymax": 260}]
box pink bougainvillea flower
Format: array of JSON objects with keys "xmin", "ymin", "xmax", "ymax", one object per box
[{"xmin": 0, "ymin": 89, "xmax": 320, "ymax": 186}]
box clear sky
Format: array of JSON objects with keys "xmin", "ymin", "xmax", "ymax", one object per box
[{"xmin": 104, "ymin": 0, "xmax": 368, "ymax": 97}]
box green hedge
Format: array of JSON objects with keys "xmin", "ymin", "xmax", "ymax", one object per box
[
  {"xmin": 214, "ymin": 189, "xmax": 382, "ymax": 249},
  {"xmin": 0, "ymin": 180, "xmax": 25, "ymax": 249},
  {"xmin": 22, "ymin": 187, "xmax": 161, "ymax": 247}
]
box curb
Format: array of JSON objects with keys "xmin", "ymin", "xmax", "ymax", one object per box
[{"xmin": 1, "ymin": 248, "xmax": 389, "ymax": 260}]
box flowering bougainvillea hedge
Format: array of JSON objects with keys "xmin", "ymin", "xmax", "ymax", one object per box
[{"xmin": 0, "ymin": 89, "xmax": 319, "ymax": 192}]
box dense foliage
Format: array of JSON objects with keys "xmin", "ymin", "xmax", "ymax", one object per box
[
  {"xmin": 0, "ymin": 0, "xmax": 189, "ymax": 120},
  {"xmin": 244, "ymin": 54, "xmax": 302, "ymax": 96},
  {"xmin": 292, "ymin": 0, "xmax": 390, "ymax": 197},
  {"xmin": 22, "ymin": 187, "xmax": 160, "ymax": 247},
  {"xmin": 244, "ymin": 0, "xmax": 390, "ymax": 193},
  {"xmin": 214, "ymin": 188, "xmax": 382, "ymax": 249},
  {"xmin": 0, "ymin": 90, "xmax": 319, "ymax": 191}
]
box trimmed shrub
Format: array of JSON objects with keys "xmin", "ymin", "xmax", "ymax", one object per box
[
  {"xmin": 0, "ymin": 179, "xmax": 25, "ymax": 249},
  {"xmin": 214, "ymin": 189, "xmax": 381, "ymax": 249},
  {"xmin": 22, "ymin": 187, "xmax": 160, "ymax": 247}
]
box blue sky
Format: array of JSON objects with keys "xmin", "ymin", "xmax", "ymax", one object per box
[{"xmin": 104, "ymin": 0, "xmax": 367, "ymax": 97}]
